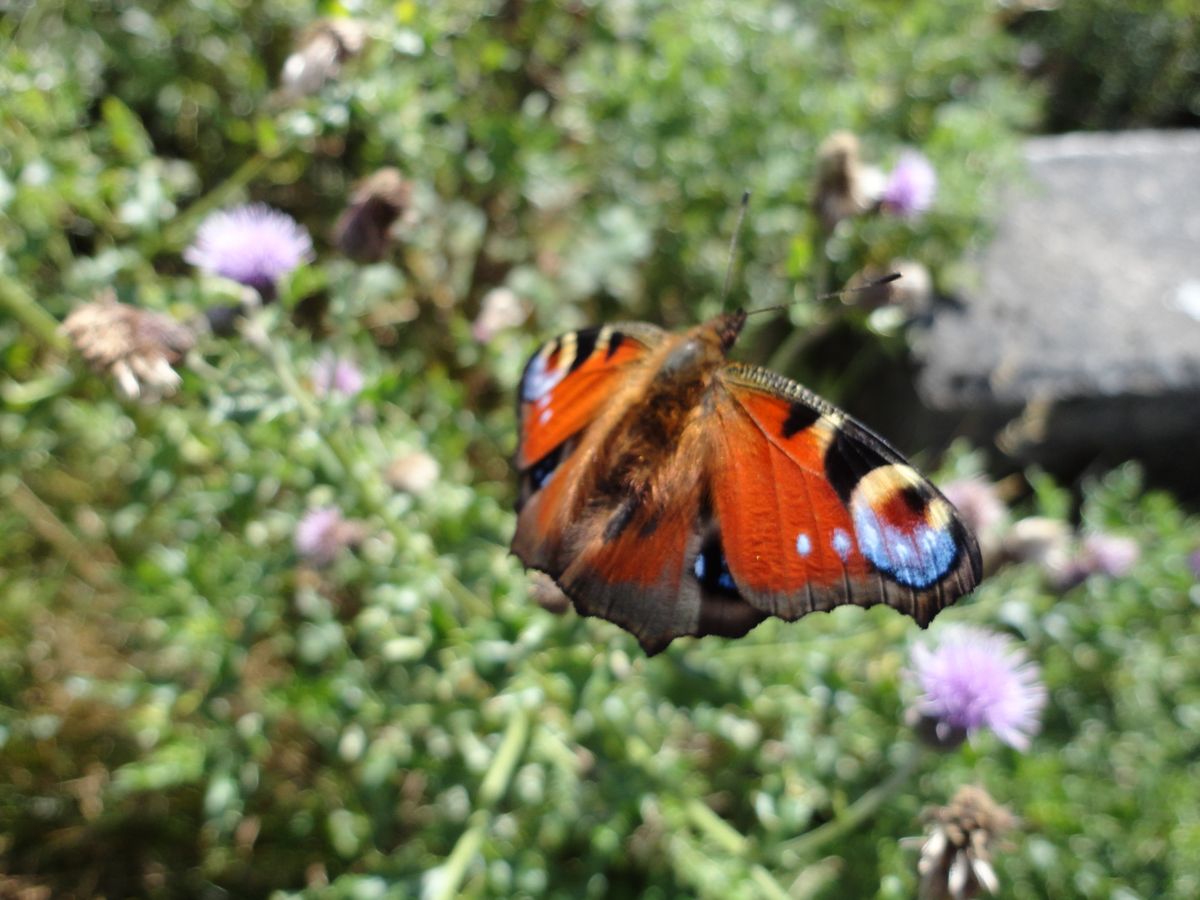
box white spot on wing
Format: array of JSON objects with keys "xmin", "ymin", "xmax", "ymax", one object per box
[
  {"xmin": 795, "ymin": 532, "xmax": 812, "ymax": 557},
  {"xmin": 522, "ymin": 353, "xmax": 566, "ymax": 401},
  {"xmin": 832, "ymin": 528, "xmax": 853, "ymax": 561}
]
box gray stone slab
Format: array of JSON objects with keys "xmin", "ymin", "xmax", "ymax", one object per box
[{"xmin": 913, "ymin": 130, "xmax": 1200, "ymax": 463}]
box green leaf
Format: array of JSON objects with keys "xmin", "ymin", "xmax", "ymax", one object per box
[
  {"xmin": 277, "ymin": 263, "xmax": 328, "ymax": 310},
  {"xmin": 101, "ymin": 96, "xmax": 152, "ymax": 162}
]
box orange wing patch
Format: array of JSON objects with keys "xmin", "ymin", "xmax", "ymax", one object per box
[
  {"xmin": 517, "ymin": 327, "xmax": 648, "ymax": 468},
  {"xmin": 711, "ymin": 393, "xmax": 869, "ymax": 613}
]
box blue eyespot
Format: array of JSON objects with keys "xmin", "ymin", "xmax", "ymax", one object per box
[{"xmin": 852, "ymin": 502, "xmax": 956, "ymax": 588}]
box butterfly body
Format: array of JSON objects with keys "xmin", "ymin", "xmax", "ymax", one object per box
[{"xmin": 513, "ymin": 312, "xmax": 981, "ymax": 655}]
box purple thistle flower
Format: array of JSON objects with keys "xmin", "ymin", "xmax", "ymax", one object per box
[
  {"xmin": 295, "ymin": 506, "xmax": 363, "ymax": 566},
  {"xmin": 1079, "ymin": 533, "xmax": 1140, "ymax": 578},
  {"xmin": 940, "ymin": 478, "xmax": 1007, "ymax": 537},
  {"xmin": 1051, "ymin": 532, "xmax": 1141, "ymax": 590},
  {"xmin": 909, "ymin": 627, "xmax": 1046, "ymax": 751},
  {"xmin": 882, "ymin": 151, "xmax": 937, "ymax": 218},
  {"xmin": 185, "ymin": 203, "xmax": 313, "ymax": 297},
  {"xmin": 311, "ymin": 352, "xmax": 365, "ymax": 399}
]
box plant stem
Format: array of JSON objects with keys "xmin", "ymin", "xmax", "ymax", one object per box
[
  {"xmin": 0, "ymin": 277, "xmax": 68, "ymax": 352},
  {"xmin": 812, "ymin": 232, "xmax": 831, "ymax": 300},
  {"xmin": 767, "ymin": 224, "xmax": 833, "ymax": 373},
  {"xmin": 764, "ymin": 316, "xmax": 835, "ymax": 377},
  {"xmin": 162, "ymin": 152, "xmax": 273, "ymax": 251},
  {"xmin": 686, "ymin": 798, "xmax": 750, "ymax": 856},
  {"xmin": 10, "ymin": 478, "xmax": 116, "ymax": 590},
  {"xmin": 782, "ymin": 744, "xmax": 927, "ymax": 859},
  {"xmin": 432, "ymin": 710, "xmax": 530, "ymax": 900},
  {"xmin": 682, "ymin": 799, "xmax": 794, "ymax": 898},
  {"xmin": 434, "ymin": 812, "xmax": 486, "ymax": 900},
  {"xmin": 750, "ymin": 864, "xmax": 794, "ymax": 900}
]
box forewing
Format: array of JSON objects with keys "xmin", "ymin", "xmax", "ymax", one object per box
[
  {"xmin": 709, "ymin": 363, "xmax": 981, "ymax": 626},
  {"xmin": 512, "ymin": 323, "xmax": 663, "ymax": 570}
]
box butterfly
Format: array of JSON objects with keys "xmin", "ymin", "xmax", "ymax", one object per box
[{"xmin": 511, "ymin": 310, "xmax": 982, "ymax": 655}]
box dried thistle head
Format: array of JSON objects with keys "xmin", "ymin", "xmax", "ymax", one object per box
[
  {"xmin": 281, "ymin": 18, "xmax": 370, "ymax": 98},
  {"xmin": 384, "ymin": 450, "xmax": 440, "ymax": 495},
  {"xmin": 845, "ymin": 260, "xmax": 934, "ymax": 314},
  {"xmin": 813, "ymin": 131, "xmax": 876, "ymax": 232},
  {"xmin": 908, "ymin": 785, "xmax": 1017, "ymax": 900},
  {"xmin": 60, "ymin": 290, "xmax": 195, "ymax": 400},
  {"xmin": 471, "ymin": 286, "xmax": 529, "ymax": 342},
  {"xmin": 528, "ymin": 571, "xmax": 571, "ymax": 615},
  {"xmin": 333, "ymin": 168, "xmax": 414, "ymax": 262}
]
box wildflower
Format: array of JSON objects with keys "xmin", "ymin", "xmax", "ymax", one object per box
[
  {"xmin": 333, "ymin": 168, "xmax": 413, "ymax": 262},
  {"xmin": 294, "ymin": 506, "xmax": 365, "ymax": 566},
  {"xmin": 60, "ymin": 290, "xmax": 194, "ymax": 401},
  {"xmin": 882, "ymin": 151, "xmax": 938, "ymax": 218},
  {"xmin": 385, "ymin": 451, "xmax": 440, "ymax": 495},
  {"xmin": 280, "ymin": 18, "xmax": 370, "ymax": 98},
  {"xmin": 185, "ymin": 204, "xmax": 313, "ymax": 299},
  {"xmin": 471, "ymin": 287, "xmax": 529, "ymax": 342},
  {"xmin": 940, "ymin": 478, "xmax": 1008, "ymax": 572},
  {"xmin": 1001, "ymin": 516, "xmax": 1071, "ymax": 573},
  {"xmin": 1078, "ymin": 533, "xmax": 1139, "ymax": 578},
  {"xmin": 908, "ymin": 626, "xmax": 1046, "ymax": 751},
  {"xmin": 311, "ymin": 352, "xmax": 365, "ymax": 399},
  {"xmin": 941, "ymin": 479, "xmax": 1008, "ymax": 539},
  {"xmin": 1189, "ymin": 548, "xmax": 1200, "ymax": 580},
  {"xmin": 1050, "ymin": 532, "xmax": 1140, "ymax": 590},
  {"xmin": 813, "ymin": 131, "xmax": 883, "ymax": 232},
  {"xmin": 904, "ymin": 785, "xmax": 1016, "ymax": 900}
]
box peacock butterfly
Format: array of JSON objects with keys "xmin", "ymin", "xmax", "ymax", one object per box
[{"xmin": 511, "ymin": 309, "xmax": 982, "ymax": 655}]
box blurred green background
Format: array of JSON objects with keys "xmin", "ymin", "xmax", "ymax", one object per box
[{"xmin": 3, "ymin": 1, "xmax": 1199, "ymax": 897}]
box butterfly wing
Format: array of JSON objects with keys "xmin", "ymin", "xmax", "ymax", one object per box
[
  {"xmin": 707, "ymin": 363, "xmax": 981, "ymax": 626},
  {"xmin": 552, "ymin": 426, "xmax": 766, "ymax": 656},
  {"xmin": 512, "ymin": 322, "xmax": 664, "ymax": 571}
]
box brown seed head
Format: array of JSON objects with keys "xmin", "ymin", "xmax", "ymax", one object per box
[
  {"xmin": 60, "ymin": 290, "xmax": 195, "ymax": 400},
  {"xmin": 910, "ymin": 785, "xmax": 1017, "ymax": 900},
  {"xmin": 334, "ymin": 168, "xmax": 414, "ymax": 262}
]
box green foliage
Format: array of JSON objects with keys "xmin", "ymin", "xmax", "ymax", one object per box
[
  {"xmin": 1015, "ymin": 0, "xmax": 1200, "ymax": 131},
  {"xmin": 2, "ymin": 0, "xmax": 1031, "ymax": 332},
  {"xmin": 2, "ymin": 1, "xmax": 1196, "ymax": 898}
]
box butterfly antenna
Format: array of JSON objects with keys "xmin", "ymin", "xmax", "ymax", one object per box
[
  {"xmin": 721, "ymin": 190, "xmax": 751, "ymax": 305},
  {"xmin": 743, "ymin": 272, "xmax": 903, "ymax": 319},
  {"xmin": 815, "ymin": 271, "xmax": 901, "ymax": 303}
]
